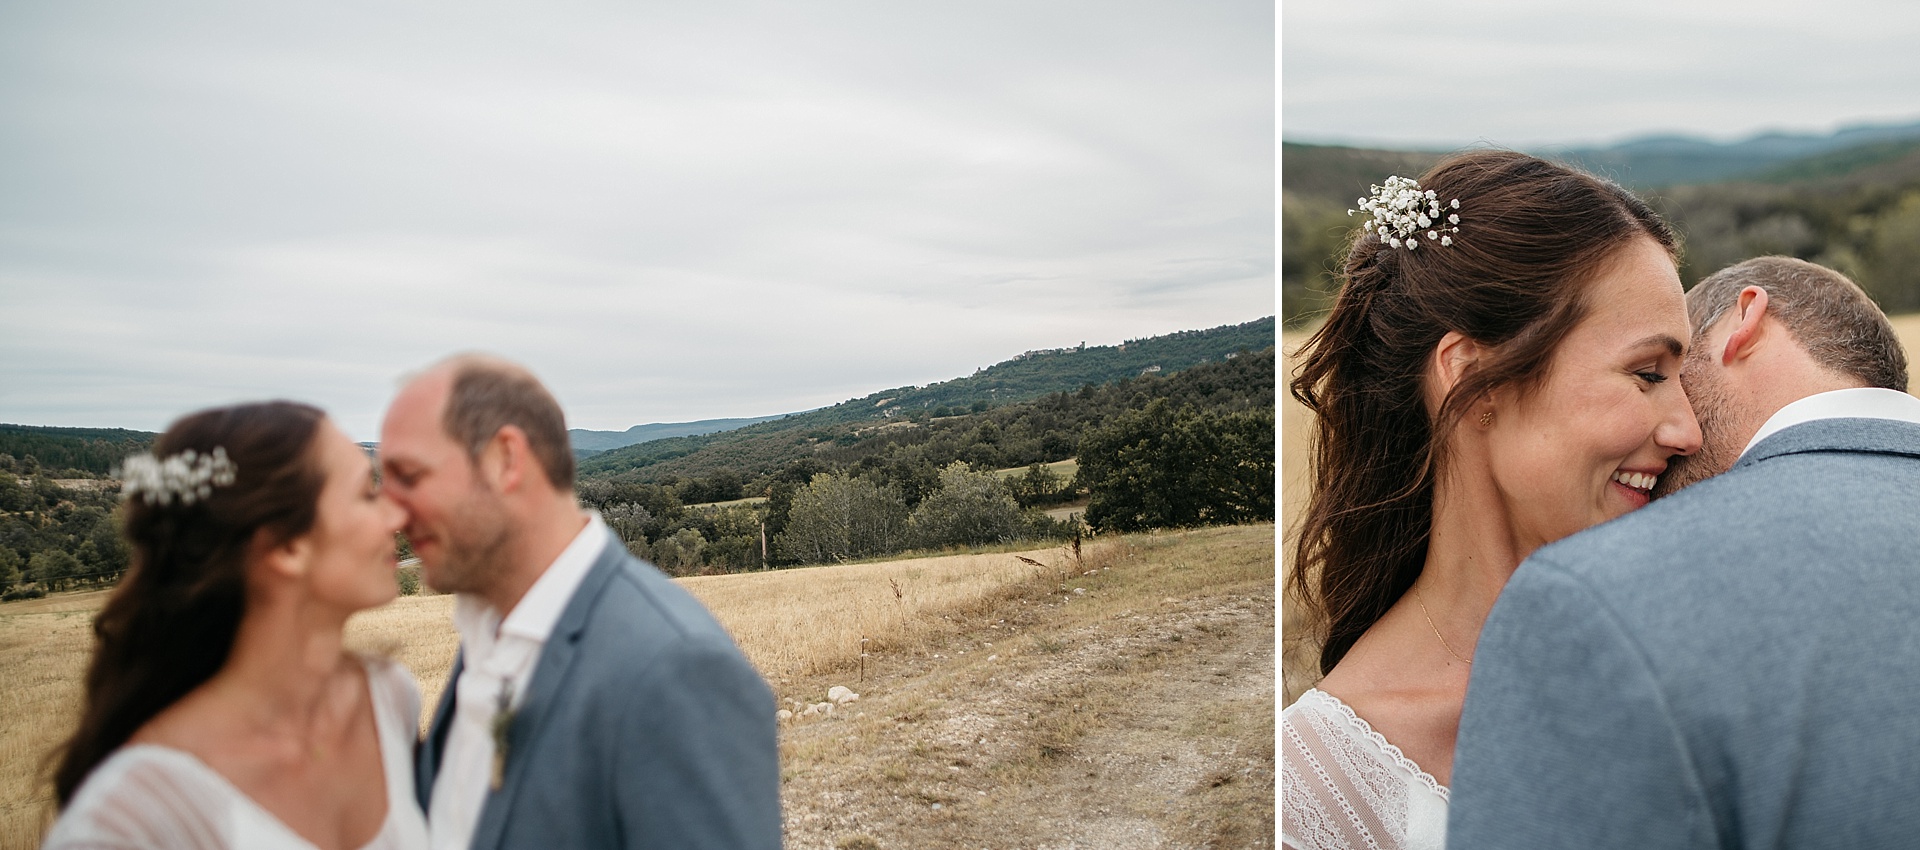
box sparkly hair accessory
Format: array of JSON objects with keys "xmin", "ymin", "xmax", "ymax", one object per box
[
  {"xmin": 117, "ymin": 447, "xmax": 238, "ymax": 506},
  {"xmin": 1351, "ymin": 175, "xmax": 1462, "ymax": 250}
]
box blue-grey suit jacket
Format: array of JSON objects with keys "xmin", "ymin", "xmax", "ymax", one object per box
[
  {"xmin": 1450, "ymin": 417, "xmax": 1920, "ymax": 849},
  {"xmin": 416, "ymin": 530, "xmax": 782, "ymax": 850}
]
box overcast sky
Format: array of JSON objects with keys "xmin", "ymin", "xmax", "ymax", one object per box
[
  {"xmin": 0, "ymin": 1, "xmax": 1274, "ymax": 440},
  {"xmin": 1285, "ymin": 0, "xmax": 1920, "ymax": 150}
]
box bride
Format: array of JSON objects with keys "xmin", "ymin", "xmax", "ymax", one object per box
[
  {"xmin": 45, "ymin": 401, "xmax": 428, "ymax": 849},
  {"xmin": 1281, "ymin": 151, "xmax": 1701, "ymax": 849}
]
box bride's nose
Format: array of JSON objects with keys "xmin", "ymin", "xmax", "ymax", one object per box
[{"xmin": 1657, "ymin": 389, "xmax": 1702, "ymax": 456}]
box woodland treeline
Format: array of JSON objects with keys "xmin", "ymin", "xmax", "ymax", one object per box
[
  {"xmin": 0, "ymin": 455, "xmax": 127, "ymax": 599},
  {"xmin": 1, "ymin": 341, "xmax": 1277, "ymax": 592},
  {"xmin": 573, "ymin": 347, "xmax": 1276, "ymax": 575},
  {"xmin": 1284, "ymin": 140, "xmax": 1920, "ymax": 324}
]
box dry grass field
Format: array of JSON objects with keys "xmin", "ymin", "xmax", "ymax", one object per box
[
  {"xmin": 0, "ymin": 526, "xmax": 1275, "ymax": 849},
  {"xmin": 1281, "ymin": 313, "xmax": 1920, "ymax": 706}
]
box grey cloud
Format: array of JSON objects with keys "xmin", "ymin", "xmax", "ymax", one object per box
[{"xmin": 1, "ymin": 0, "xmax": 1274, "ymax": 439}]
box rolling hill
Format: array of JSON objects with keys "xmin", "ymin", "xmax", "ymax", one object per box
[{"xmin": 577, "ymin": 317, "xmax": 1276, "ymax": 482}]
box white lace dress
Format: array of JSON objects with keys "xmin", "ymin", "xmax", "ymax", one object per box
[
  {"xmin": 1281, "ymin": 688, "xmax": 1450, "ymax": 850},
  {"xmin": 43, "ymin": 656, "xmax": 430, "ymax": 850}
]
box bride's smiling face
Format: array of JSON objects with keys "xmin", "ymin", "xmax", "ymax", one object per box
[{"xmin": 1479, "ymin": 236, "xmax": 1702, "ymax": 553}]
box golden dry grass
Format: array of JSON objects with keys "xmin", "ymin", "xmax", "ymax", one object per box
[
  {"xmin": 679, "ymin": 546, "xmax": 1069, "ymax": 684},
  {"xmin": 0, "ymin": 592, "xmax": 110, "ymax": 847},
  {"xmin": 0, "ymin": 543, "xmax": 1082, "ymax": 848},
  {"xmin": 1281, "ymin": 313, "xmax": 1920, "ymax": 706}
]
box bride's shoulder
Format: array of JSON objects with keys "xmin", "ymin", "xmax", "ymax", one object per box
[{"xmin": 46, "ymin": 745, "xmax": 233, "ymax": 848}]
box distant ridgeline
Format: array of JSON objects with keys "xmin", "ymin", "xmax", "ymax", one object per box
[
  {"xmin": 0, "ymin": 424, "xmax": 156, "ymax": 476},
  {"xmin": 577, "ymin": 317, "xmax": 1275, "ymax": 484},
  {"xmin": 1284, "ymin": 121, "xmax": 1920, "ymax": 325}
]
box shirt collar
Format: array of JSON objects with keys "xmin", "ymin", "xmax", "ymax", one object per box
[
  {"xmin": 452, "ymin": 512, "xmax": 610, "ymax": 647},
  {"xmin": 1741, "ymin": 387, "xmax": 1920, "ymax": 457}
]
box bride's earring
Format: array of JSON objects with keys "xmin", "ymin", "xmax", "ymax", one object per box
[{"xmin": 1479, "ymin": 409, "xmax": 1494, "ymax": 427}]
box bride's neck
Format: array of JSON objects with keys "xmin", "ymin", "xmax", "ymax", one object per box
[
  {"xmin": 210, "ymin": 591, "xmax": 354, "ymax": 725},
  {"xmin": 1418, "ymin": 470, "xmax": 1530, "ymax": 629}
]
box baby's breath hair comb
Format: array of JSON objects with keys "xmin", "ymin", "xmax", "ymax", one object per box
[
  {"xmin": 1351, "ymin": 175, "xmax": 1462, "ymax": 250},
  {"xmin": 117, "ymin": 447, "xmax": 238, "ymax": 506}
]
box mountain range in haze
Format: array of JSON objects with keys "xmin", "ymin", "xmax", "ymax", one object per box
[
  {"xmin": 1287, "ymin": 118, "xmax": 1920, "ymax": 190},
  {"xmin": 569, "ymin": 417, "xmax": 787, "ymax": 454}
]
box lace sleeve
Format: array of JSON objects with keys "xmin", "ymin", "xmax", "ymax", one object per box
[{"xmin": 1282, "ymin": 690, "xmax": 1449, "ymax": 850}]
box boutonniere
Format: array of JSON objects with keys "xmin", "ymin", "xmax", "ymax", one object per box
[{"xmin": 490, "ymin": 679, "xmax": 515, "ymax": 791}]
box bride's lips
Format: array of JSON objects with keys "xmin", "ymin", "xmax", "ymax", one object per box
[{"xmin": 1610, "ymin": 468, "xmax": 1660, "ymax": 509}]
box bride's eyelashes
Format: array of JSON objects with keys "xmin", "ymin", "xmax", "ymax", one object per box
[{"xmin": 1633, "ymin": 368, "xmax": 1671, "ymax": 386}]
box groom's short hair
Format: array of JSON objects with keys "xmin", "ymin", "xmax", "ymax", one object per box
[
  {"xmin": 1687, "ymin": 256, "xmax": 1908, "ymax": 392},
  {"xmin": 438, "ymin": 354, "xmax": 577, "ymax": 490}
]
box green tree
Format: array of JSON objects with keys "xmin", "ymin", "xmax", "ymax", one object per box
[
  {"xmin": 1865, "ymin": 190, "xmax": 1920, "ymax": 314},
  {"xmin": 1008, "ymin": 462, "xmax": 1068, "ymax": 508},
  {"xmin": 1077, "ymin": 399, "xmax": 1275, "ymax": 532},
  {"xmin": 0, "ymin": 547, "xmax": 21, "ymax": 592},
  {"xmin": 908, "ymin": 462, "xmax": 1025, "ymax": 549},
  {"xmin": 652, "ymin": 528, "xmax": 709, "ymax": 576},
  {"xmin": 775, "ymin": 472, "xmax": 908, "ymax": 564},
  {"xmin": 28, "ymin": 548, "xmax": 82, "ymax": 591},
  {"xmin": 603, "ymin": 502, "xmax": 655, "ymax": 550}
]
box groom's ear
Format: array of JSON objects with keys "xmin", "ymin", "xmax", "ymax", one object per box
[
  {"xmin": 476, "ymin": 425, "xmax": 533, "ymax": 494},
  {"xmin": 1716, "ymin": 285, "xmax": 1772, "ymax": 367}
]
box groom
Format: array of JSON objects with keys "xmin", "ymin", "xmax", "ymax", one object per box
[
  {"xmin": 1449, "ymin": 257, "xmax": 1920, "ymax": 847},
  {"xmin": 380, "ymin": 354, "xmax": 782, "ymax": 850}
]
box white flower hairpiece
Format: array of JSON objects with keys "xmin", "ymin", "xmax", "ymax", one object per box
[
  {"xmin": 117, "ymin": 447, "xmax": 238, "ymax": 506},
  {"xmin": 1350, "ymin": 175, "xmax": 1462, "ymax": 251}
]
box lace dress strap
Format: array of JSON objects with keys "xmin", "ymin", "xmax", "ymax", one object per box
[{"xmin": 1282, "ymin": 689, "xmax": 1451, "ymax": 850}]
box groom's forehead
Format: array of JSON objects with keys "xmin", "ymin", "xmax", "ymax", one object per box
[{"xmin": 383, "ymin": 379, "xmax": 462, "ymax": 453}]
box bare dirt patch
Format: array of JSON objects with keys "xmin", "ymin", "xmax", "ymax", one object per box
[{"xmin": 777, "ymin": 526, "xmax": 1275, "ymax": 849}]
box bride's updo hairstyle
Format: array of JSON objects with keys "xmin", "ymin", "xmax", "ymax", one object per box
[
  {"xmin": 1289, "ymin": 150, "xmax": 1677, "ymax": 675},
  {"xmin": 53, "ymin": 401, "xmax": 327, "ymax": 806}
]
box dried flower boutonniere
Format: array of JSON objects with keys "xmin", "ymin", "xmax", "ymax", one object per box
[{"xmin": 490, "ymin": 679, "xmax": 515, "ymax": 791}]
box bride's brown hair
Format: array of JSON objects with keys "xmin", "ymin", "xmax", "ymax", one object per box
[
  {"xmin": 1289, "ymin": 150, "xmax": 1677, "ymax": 675},
  {"xmin": 51, "ymin": 401, "xmax": 327, "ymax": 806}
]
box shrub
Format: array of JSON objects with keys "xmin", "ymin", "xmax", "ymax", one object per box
[{"xmin": 908, "ymin": 462, "xmax": 1025, "ymax": 549}]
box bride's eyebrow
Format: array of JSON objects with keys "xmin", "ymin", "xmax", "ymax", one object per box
[{"xmin": 1628, "ymin": 333, "xmax": 1684, "ymax": 357}]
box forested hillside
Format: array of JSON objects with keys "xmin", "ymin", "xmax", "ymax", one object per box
[
  {"xmin": 572, "ymin": 345, "xmax": 1276, "ymax": 573},
  {"xmin": 0, "ymin": 319, "xmax": 1276, "ymax": 590},
  {"xmin": 0, "ymin": 425, "xmax": 154, "ymax": 477},
  {"xmin": 579, "ymin": 317, "xmax": 1274, "ymax": 481},
  {"xmin": 1284, "ymin": 133, "xmax": 1920, "ymax": 324}
]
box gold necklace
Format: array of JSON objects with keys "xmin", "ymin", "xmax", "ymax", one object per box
[{"xmin": 1412, "ymin": 587, "xmax": 1473, "ymax": 665}]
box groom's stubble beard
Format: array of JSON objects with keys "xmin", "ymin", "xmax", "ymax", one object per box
[
  {"xmin": 422, "ymin": 477, "xmax": 516, "ymax": 595},
  {"xmin": 1652, "ymin": 354, "xmax": 1748, "ymax": 499}
]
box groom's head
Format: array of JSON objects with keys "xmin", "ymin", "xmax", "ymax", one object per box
[
  {"xmin": 379, "ymin": 354, "xmax": 578, "ymax": 595},
  {"xmin": 1654, "ymin": 257, "xmax": 1906, "ymax": 497}
]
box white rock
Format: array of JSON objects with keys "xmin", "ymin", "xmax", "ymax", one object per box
[
  {"xmin": 776, "ymin": 709, "xmax": 793, "ymax": 722},
  {"xmin": 827, "ymin": 685, "xmax": 861, "ymax": 705}
]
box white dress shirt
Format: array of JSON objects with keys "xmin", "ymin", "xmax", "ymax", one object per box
[
  {"xmin": 429, "ymin": 513, "xmax": 609, "ymax": 850},
  {"xmin": 1741, "ymin": 387, "xmax": 1920, "ymax": 457}
]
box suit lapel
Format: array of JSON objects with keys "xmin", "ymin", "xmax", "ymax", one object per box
[
  {"xmin": 418, "ymin": 650, "xmax": 463, "ymax": 810},
  {"xmin": 468, "ymin": 531, "xmax": 628, "ymax": 850}
]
